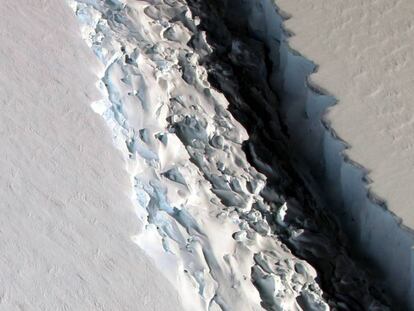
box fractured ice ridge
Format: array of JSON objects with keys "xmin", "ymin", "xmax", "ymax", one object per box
[
  {"xmin": 68, "ymin": 0, "xmax": 387, "ymax": 310},
  {"xmin": 185, "ymin": 0, "xmax": 392, "ymax": 309}
]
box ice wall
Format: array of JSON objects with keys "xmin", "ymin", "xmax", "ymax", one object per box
[
  {"xmin": 68, "ymin": 0, "xmax": 334, "ymax": 309},
  {"xmin": 233, "ymin": 0, "xmax": 414, "ymax": 307}
]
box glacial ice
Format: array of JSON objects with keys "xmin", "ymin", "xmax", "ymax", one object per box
[{"xmin": 68, "ymin": 0, "xmax": 392, "ymax": 310}]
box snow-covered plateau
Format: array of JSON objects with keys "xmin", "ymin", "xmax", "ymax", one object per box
[{"xmin": 1, "ymin": 0, "xmax": 411, "ymax": 309}]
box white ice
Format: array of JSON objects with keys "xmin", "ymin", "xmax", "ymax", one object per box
[{"xmin": 68, "ymin": 0, "xmax": 330, "ymax": 310}]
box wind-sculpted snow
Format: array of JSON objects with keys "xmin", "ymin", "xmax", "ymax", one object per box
[{"xmin": 68, "ymin": 0, "xmax": 390, "ymax": 310}]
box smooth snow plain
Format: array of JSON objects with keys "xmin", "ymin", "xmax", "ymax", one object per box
[{"xmin": 0, "ymin": 1, "xmax": 182, "ymax": 310}]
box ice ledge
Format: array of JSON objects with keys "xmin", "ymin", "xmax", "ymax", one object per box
[{"xmin": 242, "ymin": 0, "xmax": 414, "ymax": 307}]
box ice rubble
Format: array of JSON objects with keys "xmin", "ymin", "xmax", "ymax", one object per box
[{"xmin": 68, "ymin": 0, "xmax": 390, "ymax": 310}]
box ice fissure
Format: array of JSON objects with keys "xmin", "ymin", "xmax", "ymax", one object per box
[{"xmin": 69, "ymin": 0, "xmax": 392, "ymax": 310}]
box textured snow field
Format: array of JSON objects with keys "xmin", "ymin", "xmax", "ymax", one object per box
[
  {"xmin": 277, "ymin": 0, "xmax": 414, "ymax": 227},
  {"xmin": 0, "ymin": 1, "xmax": 182, "ymax": 310}
]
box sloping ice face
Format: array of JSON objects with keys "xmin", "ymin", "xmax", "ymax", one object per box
[{"xmin": 67, "ymin": 0, "xmax": 391, "ymax": 310}]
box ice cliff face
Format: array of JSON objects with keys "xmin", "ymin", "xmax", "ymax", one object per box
[
  {"xmin": 198, "ymin": 0, "xmax": 414, "ymax": 308},
  {"xmin": 68, "ymin": 0, "xmax": 391, "ymax": 310}
]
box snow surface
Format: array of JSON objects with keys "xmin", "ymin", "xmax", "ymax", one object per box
[
  {"xmin": 0, "ymin": 1, "xmax": 182, "ymax": 310},
  {"xmin": 277, "ymin": 0, "xmax": 414, "ymax": 228},
  {"xmin": 0, "ymin": 0, "xmax": 402, "ymax": 309}
]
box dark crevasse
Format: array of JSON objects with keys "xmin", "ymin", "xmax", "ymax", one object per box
[{"xmin": 185, "ymin": 0, "xmax": 395, "ymax": 309}]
